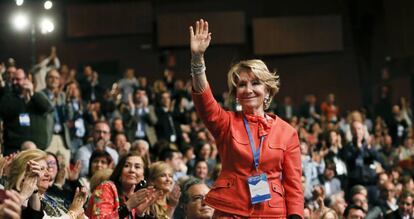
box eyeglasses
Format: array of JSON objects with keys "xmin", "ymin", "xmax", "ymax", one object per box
[
  {"xmin": 92, "ymin": 159, "xmax": 108, "ymax": 165},
  {"xmin": 190, "ymin": 194, "xmax": 206, "ymax": 203},
  {"xmin": 95, "ymin": 130, "xmax": 110, "ymax": 134},
  {"xmin": 47, "ymin": 160, "xmax": 57, "ymax": 168}
]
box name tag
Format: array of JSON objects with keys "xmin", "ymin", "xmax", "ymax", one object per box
[
  {"xmin": 247, "ymin": 173, "xmax": 271, "ymax": 204},
  {"xmin": 19, "ymin": 113, "xmax": 30, "ymax": 126}
]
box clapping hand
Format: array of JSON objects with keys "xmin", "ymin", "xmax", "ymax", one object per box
[
  {"xmin": 68, "ymin": 187, "xmax": 88, "ymax": 219},
  {"xmin": 0, "ymin": 153, "xmax": 18, "ymax": 177},
  {"xmin": 167, "ymin": 183, "xmax": 181, "ymax": 208},
  {"xmin": 20, "ymin": 161, "xmax": 42, "ymax": 201},
  {"xmin": 0, "ymin": 190, "xmax": 23, "ymax": 219}
]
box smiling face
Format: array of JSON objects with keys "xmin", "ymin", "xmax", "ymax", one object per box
[
  {"xmin": 91, "ymin": 156, "xmax": 110, "ymax": 176},
  {"xmin": 184, "ymin": 184, "xmax": 214, "ymax": 219},
  {"xmin": 194, "ymin": 161, "xmax": 208, "ymax": 180},
  {"xmin": 153, "ymin": 167, "xmax": 174, "ymax": 193},
  {"xmin": 120, "ymin": 156, "xmax": 145, "ymax": 188},
  {"xmin": 46, "ymin": 155, "xmax": 58, "ymax": 183},
  {"xmin": 46, "ymin": 69, "xmax": 61, "ymax": 90},
  {"xmin": 236, "ymin": 70, "xmax": 268, "ymax": 115}
]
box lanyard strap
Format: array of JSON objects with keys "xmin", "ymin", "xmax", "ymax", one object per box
[{"xmin": 243, "ymin": 116, "xmax": 265, "ymax": 170}]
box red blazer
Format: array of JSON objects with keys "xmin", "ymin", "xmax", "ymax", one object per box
[{"xmin": 193, "ymin": 86, "xmax": 304, "ymax": 218}]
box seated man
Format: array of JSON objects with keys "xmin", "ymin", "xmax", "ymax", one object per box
[
  {"xmin": 75, "ymin": 121, "xmax": 118, "ymax": 177},
  {"xmin": 344, "ymin": 205, "xmax": 366, "ymax": 219},
  {"xmin": 179, "ymin": 177, "xmax": 214, "ymax": 219}
]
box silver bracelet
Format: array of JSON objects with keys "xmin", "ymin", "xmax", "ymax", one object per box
[{"xmin": 190, "ymin": 63, "xmax": 206, "ymax": 76}]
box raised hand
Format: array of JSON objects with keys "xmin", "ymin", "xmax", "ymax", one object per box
[
  {"xmin": 68, "ymin": 160, "xmax": 82, "ymax": 181},
  {"xmin": 189, "ymin": 19, "xmax": 212, "ymax": 56},
  {"xmin": 0, "ymin": 153, "xmax": 18, "ymax": 177},
  {"xmin": 25, "ymin": 160, "xmax": 43, "ymax": 177}
]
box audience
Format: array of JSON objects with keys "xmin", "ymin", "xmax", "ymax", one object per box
[{"xmin": 0, "ymin": 49, "xmax": 413, "ymax": 219}]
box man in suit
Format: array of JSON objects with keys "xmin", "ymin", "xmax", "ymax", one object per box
[
  {"xmin": 0, "ymin": 68, "xmax": 53, "ymax": 155},
  {"xmin": 155, "ymin": 91, "xmax": 181, "ymax": 144},
  {"xmin": 385, "ymin": 192, "xmax": 413, "ymax": 219},
  {"xmin": 42, "ymin": 69, "xmax": 72, "ymax": 166},
  {"xmin": 300, "ymin": 94, "xmax": 321, "ymax": 125},
  {"xmin": 125, "ymin": 87, "xmax": 158, "ymax": 146},
  {"xmin": 277, "ymin": 96, "xmax": 297, "ymax": 122}
]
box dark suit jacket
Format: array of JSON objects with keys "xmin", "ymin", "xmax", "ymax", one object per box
[
  {"xmin": 124, "ymin": 105, "xmax": 158, "ymax": 146},
  {"xmin": 0, "ymin": 91, "xmax": 53, "ymax": 154},
  {"xmin": 277, "ymin": 104, "xmax": 298, "ymax": 121},
  {"xmin": 155, "ymin": 106, "xmax": 182, "ymax": 144},
  {"xmin": 300, "ymin": 103, "xmax": 321, "ymax": 119},
  {"xmin": 385, "ymin": 209, "xmax": 405, "ymax": 219}
]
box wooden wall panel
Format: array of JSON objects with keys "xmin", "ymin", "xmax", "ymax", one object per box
[
  {"xmin": 67, "ymin": 2, "xmax": 153, "ymax": 37},
  {"xmin": 157, "ymin": 11, "xmax": 245, "ymax": 47},
  {"xmin": 383, "ymin": 0, "xmax": 414, "ymax": 58},
  {"xmin": 253, "ymin": 16, "xmax": 343, "ymax": 55}
]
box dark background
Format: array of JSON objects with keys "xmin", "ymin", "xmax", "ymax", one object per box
[{"xmin": 0, "ymin": 0, "xmax": 413, "ymax": 114}]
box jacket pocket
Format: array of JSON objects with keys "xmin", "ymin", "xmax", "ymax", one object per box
[
  {"xmin": 269, "ymin": 144, "xmax": 286, "ymax": 150},
  {"xmin": 207, "ymin": 177, "xmax": 236, "ymax": 205},
  {"xmin": 268, "ymin": 182, "xmax": 286, "ymax": 208},
  {"xmin": 212, "ymin": 177, "xmax": 235, "ymax": 189}
]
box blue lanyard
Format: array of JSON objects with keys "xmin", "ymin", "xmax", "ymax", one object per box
[{"xmin": 243, "ymin": 116, "xmax": 265, "ymax": 171}]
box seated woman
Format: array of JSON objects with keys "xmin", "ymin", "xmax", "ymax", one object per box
[
  {"xmin": 148, "ymin": 161, "xmax": 181, "ymax": 219},
  {"xmin": 80, "ymin": 150, "xmax": 113, "ymax": 193},
  {"xmin": 89, "ymin": 168, "xmax": 113, "ymax": 193},
  {"xmin": 192, "ymin": 159, "xmax": 213, "ymax": 187},
  {"xmin": 6, "ymin": 149, "xmax": 87, "ymax": 219},
  {"xmin": 86, "ymin": 152, "xmax": 159, "ymax": 219}
]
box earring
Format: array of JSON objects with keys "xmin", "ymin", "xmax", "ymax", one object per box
[
  {"xmin": 264, "ymin": 95, "xmax": 270, "ymax": 109},
  {"xmin": 235, "ymin": 98, "xmax": 242, "ymax": 111}
]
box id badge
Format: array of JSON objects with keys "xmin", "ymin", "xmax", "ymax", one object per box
[
  {"xmin": 247, "ymin": 173, "xmax": 271, "ymax": 204},
  {"xmin": 19, "ymin": 113, "xmax": 30, "ymax": 126}
]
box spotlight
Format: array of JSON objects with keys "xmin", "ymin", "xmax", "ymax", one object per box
[
  {"xmin": 16, "ymin": 0, "xmax": 24, "ymax": 6},
  {"xmin": 40, "ymin": 18, "xmax": 54, "ymax": 34},
  {"xmin": 44, "ymin": 1, "xmax": 53, "ymax": 10},
  {"xmin": 12, "ymin": 12, "xmax": 29, "ymax": 31}
]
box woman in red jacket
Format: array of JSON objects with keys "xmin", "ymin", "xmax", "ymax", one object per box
[{"xmin": 189, "ymin": 19, "xmax": 304, "ymax": 218}]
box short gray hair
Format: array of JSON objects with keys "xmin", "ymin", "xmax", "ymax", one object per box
[
  {"xmin": 179, "ymin": 177, "xmax": 203, "ymax": 204},
  {"xmin": 132, "ymin": 139, "xmax": 149, "ymax": 151}
]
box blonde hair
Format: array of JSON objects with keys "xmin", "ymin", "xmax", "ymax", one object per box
[
  {"xmin": 148, "ymin": 161, "xmax": 173, "ymax": 184},
  {"xmin": 7, "ymin": 149, "xmax": 48, "ymax": 191},
  {"xmin": 227, "ymin": 59, "xmax": 280, "ymax": 110},
  {"xmin": 148, "ymin": 161, "xmax": 174, "ymax": 219},
  {"xmin": 89, "ymin": 168, "xmax": 113, "ymax": 193},
  {"xmin": 320, "ymin": 208, "xmax": 338, "ymax": 219}
]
